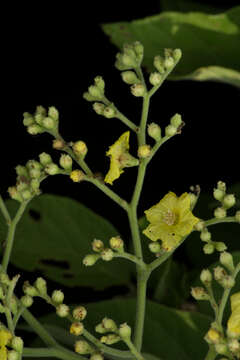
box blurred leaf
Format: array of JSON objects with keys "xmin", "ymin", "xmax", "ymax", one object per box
[
  {"xmin": 0, "ymin": 195, "xmax": 133, "ymax": 289},
  {"xmin": 102, "ymin": 6, "xmax": 240, "ymax": 87},
  {"xmin": 160, "ymin": 0, "xmax": 228, "ymax": 13}
]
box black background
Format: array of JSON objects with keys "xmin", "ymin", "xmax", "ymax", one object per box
[{"xmin": 1, "ymin": 1, "xmax": 240, "ymax": 297}]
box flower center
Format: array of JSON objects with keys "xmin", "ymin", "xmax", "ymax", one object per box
[{"xmin": 163, "ymin": 210, "xmax": 176, "ymax": 226}]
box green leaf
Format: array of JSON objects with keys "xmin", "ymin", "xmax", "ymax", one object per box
[
  {"xmin": 160, "ymin": 0, "xmax": 228, "ymax": 14},
  {"xmin": 102, "ymin": 6, "xmax": 240, "ymax": 87},
  {"xmin": 0, "ymin": 195, "xmax": 132, "ymax": 289}
]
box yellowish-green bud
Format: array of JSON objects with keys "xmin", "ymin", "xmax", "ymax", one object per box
[
  {"xmin": 214, "ymin": 242, "xmax": 227, "ymax": 252},
  {"xmin": 93, "ymin": 102, "xmax": 105, "ymax": 115},
  {"xmin": 121, "ymin": 71, "xmax": 140, "ymax": 84},
  {"xmin": 228, "ymin": 338, "xmax": 240, "ymax": 353},
  {"xmin": 8, "ymin": 187, "xmax": 23, "ymax": 202},
  {"xmin": 7, "ymin": 350, "xmax": 19, "ymax": 360},
  {"xmin": 48, "ymin": 106, "xmax": 59, "ymax": 121},
  {"xmin": 215, "ymin": 343, "xmax": 228, "ymax": 355},
  {"xmin": 52, "ymin": 290, "xmax": 64, "ymax": 304},
  {"xmin": 203, "ymin": 243, "xmax": 214, "ymax": 254},
  {"xmin": 220, "ymin": 252, "xmax": 234, "ymax": 273},
  {"xmin": 39, "ymin": 152, "xmax": 52, "ymax": 166},
  {"xmin": 121, "ymin": 53, "xmax": 137, "ymax": 68},
  {"xmin": 213, "ymin": 188, "xmax": 225, "ymax": 201},
  {"xmin": 100, "ymin": 334, "xmax": 120, "ymax": 345},
  {"xmin": 34, "ymin": 277, "xmax": 47, "ymax": 295},
  {"xmin": 73, "ymin": 141, "xmax": 88, "ymax": 157},
  {"xmin": 109, "ymin": 236, "xmax": 124, "ymax": 251},
  {"xmin": 153, "ymin": 56, "xmax": 165, "ymax": 74},
  {"xmin": 92, "ymin": 239, "xmax": 104, "ymax": 253},
  {"xmin": 130, "ymin": 84, "xmax": 145, "ymax": 97},
  {"xmin": 102, "ymin": 318, "xmax": 117, "ymax": 332},
  {"xmin": 170, "ymin": 113, "xmax": 182, "ymax": 128},
  {"xmin": 52, "ymin": 138, "xmax": 65, "ymax": 150},
  {"xmin": 45, "ymin": 163, "xmax": 59, "ymax": 175},
  {"xmin": 221, "ymin": 276, "xmax": 235, "ymax": 289},
  {"xmin": 70, "ymin": 322, "xmax": 84, "ymax": 336},
  {"xmin": 16, "ymin": 165, "xmax": 29, "ymax": 178},
  {"xmin": 23, "ymin": 281, "xmax": 38, "ymax": 297},
  {"xmin": 200, "ymin": 230, "xmax": 211, "ymax": 242},
  {"xmin": 165, "ymin": 124, "xmax": 177, "ymax": 137},
  {"xmin": 133, "ymin": 41, "xmax": 144, "ymax": 61},
  {"xmin": 42, "ymin": 117, "xmax": 56, "ymax": 129},
  {"xmin": 103, "ymin": 106, "xmax": 116, "ymax": 119},
  {"xmin": 149, "ymin": 242, "xmax": 161, "ymax": 253},
  {"xmin": 200, "ymin": 269, "xmax": 212, "ymax": 284},
  {"xmin": 194, "ymin": 220, "xmax": 205, "ymax": 232},
  {"xmin": 59, "ymin": 154, "xmax": 72, "ymax": 171},
  {"xmin": 95, "ymin": 323, "xmax": 107, "ymax": 334},
  {"xmin": 83, "ymin": 254, "xmax": 99, "ymax": 266},
  {"xmin": 35, "ymin": 105, "xmax": 47, "ymax": 116},
  {"xmin": 138, "ymin": 145, "xmax": 151, "ymax": 158},
  {"xmin": 72, "ymin": 306, "xmax": 87, "ymax": 321},
  {"xmin": 88, "ymin": 85, "xmax": 103, "ymax": 100},
  {"xmin": 223, "ymin": 194, "xmax": 236, "ymax": 209},
  {"xmin": 173, "ymin": 49, "xmax": 182, "ymax": 62},
  {"xmin": 217, "ymin": 181, "xmax": 226, "ymax": 192},
  {"xmin": 164, "ymin": 56, "xmax": 174, "ymax": 69},
  {"xmin": 101, "ymin": 248, "xmax": 114, "ymax": 261},
  {"xmin": 214, "ymin": 207, "xmax": 226, "ymax": 219},
  {"xmin": 119, "ymin": 323, "xmax": 131, "ymax": 340},
  {"xmin": 90, "ymin": 354, "xmax": 104, "ymax": 360},
  {"xmin": 21, "ymin": 295, "xmax": 33, "ymax": 307},
  {"xmin": 191, "ymin": 287, "xmax": 209, "ymax": 301},
  {"xmin": 147, "ymin": 123, "xmax": 161, "ymax": 142},
  {"xmin": 94, "ymin": 76, "xmax": 105, "ymax": 92},
  {"xmin": 23, "ymin": 112, "xmax": 34, "ymax": 126},
  {"xmin": 11, "ymin": 336, "xmax": 23, "ymax": 352},
  {"xmin": 214, "ymin": 266, "xmax": 227, "ymax": 282},
  {"xmin": 0, "ymin": 273, "xmax": 10, "ymax": 285},
  {"xmin": 75, "ymin": 340, "xmax": 94, "ymax": 354},
  {"xmin": 21, "ymin": 189, "xmax": 33, "ymax": 200},
  {"xmin": 149, "ymin": 72, "xmax": 162, "ymax": 86},
  {"xmin": 206, "ymin": 329, "xmax": 221, "ymax": 344},
  {"xmin": 70, "ymin": 170, "xmax": 85, "ymax": 183},
  {"xmin": 56, "ymin": 304, "xmax": 69, "ymax": 317},
  {"xmin": 27, "ymin": 124, "xmax": 43, "ymax": 135},
  {"xmin": 235, "ymin": 210, "xmax": 240, "ymax": 223}
]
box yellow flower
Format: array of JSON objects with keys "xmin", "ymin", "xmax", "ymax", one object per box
[
  {"xmin": 143, "ymin": 192, "xmax": 199, "ymax": 251},
  {"xmin": 227, "ymin": 292, "xmax": 240, "ymax": 337},
  {"xmin": 0, "ymin": 330, "xmax": 12, "ymax": 360},
  {"xmin": 104, "ymin": 131, "xmax": 139, "ymax": 185}
]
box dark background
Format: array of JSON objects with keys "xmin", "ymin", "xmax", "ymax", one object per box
[{"xmin": 1, "ymin": 0, "xmax": 239, "ymax": 257}]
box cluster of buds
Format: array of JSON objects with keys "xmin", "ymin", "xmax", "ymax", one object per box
[
  {"xmin": 213, "ymin": 181, "xmax": 236, "ymax": 219},
  {"xmin": 95, "ymin": 317, "xmax": 131, "ymax": 345},
  {"xmin": 0, "ymin": 327, "xmax": 24, "ymax": 360},
  {"xmin": 165, "ymin": 113, "xmax": 184, "ymax": 138},
  {"xmin": 23, "ymin": 106, "xmax": 59, "ymax": 135},
  {"xmin": 83, "ymin": 236, "xmax": 124, "ymax": 267},
  {"xmin": 0, "ymin": 273, "xmax": 24, "ymax": 317},
  {"xmin": 196, "ymin": 224, "xmax": 227, "ymax": 255}
]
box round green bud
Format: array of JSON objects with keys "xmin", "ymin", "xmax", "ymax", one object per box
[
  {"xmin": 56, "ymin": 304, "xmax": 69, "ymax": 318},
  {"xmin": 222, "ymin": 276, "xmax": 235, "ymax": 289},
  {"xmin": 173, "ymin": 49, "xmax": 182, "ymax": 62},
  {"xmin": 214, "ymin": 266, "xmax": 227, "ymax": 282},
  {"xmin": 8, "ymin": 187, "xmax": 23, "ymax": 202},
  {"xmin": 200, "ymin": 269, "xmax": 212, "ymax": 284},
  {"xmin": 214, "ymin": 242, "xmax": 227, "ymax": 252},
  {"xmin": 223, "ymin": 194, "xmax": 236, "ymax": 209},
  {"xmin": 48, "ymin": 106, "xmax": 59, "ymax": 121},
  {"xmin": 39, "ymin": 152, "xmax": 52, "ymax": 166},
  {"xmin": 200, "ymin": 230, "xmax": 211, "ymax": 242},
  {"xmin": 213, "ymin": 188, "xmax": 225, "ymax": 201},
  {"xmin": 34, "ymin": 277, "xmax": 47, "ymax": 295},
  {"xmin": 88, "ymin": 85, "xmax": 103, "ymax": 100},
  {"xmin": 59, "ymin": 154, "xmax": 72, "ymax": 171},
  {"xmin": 153, "ymin": 56, "xmax": 165, "ymax": 74},
  {"xmin": 73, "ymin": 306, "xmax": 87, "ymax": 321},
  {"xmin": 0, "ymin": 273, "xmax": 10, "ymax": 285},
  {"xmin": 215, "ymin": 343, "xmax": 228, "ymax": 355},
  {"xmin": 101, "ymin": 248, "xmax": 114, "ymax": 261},
  {"xmin": 11, "ymin": 336, "xmax": 24, "ymax": 352},
  {"xmin": 121, "ymin": 71, "xmax": 140, "ymax": 84},
  {"xmin": 35, "ymin": 113, "xmax": 45, "ymax": 125},
  {"xmin": 147, "ymin": 123, "xmax": 161, "ymax": 142},
  {"xmin": 228, "ymin": 339, "xmax": 240, "ymax": 353},
  {"xmin": 133, "ymin": 41, "xmax": 144, "ymax": 61},
  {"xmin": 100, "ymin": 334, "xmax": 120, "ymax": 345},
  {"xmin": 217, "ymin": 181, "xmax": 226, "ymax": 192},
  {"xmin": 149, "ymin": 72, "xmax": 162, "ymax": 86},
  {"xmin": 93, "ymin": 102, "xmax": 105, "ymax": 115},
  {"xmin": 23, "ymin": 112, "xmax": 34, "ymax": 126},
  {"xmin": 73, "ymin": 141, "xmax": 88, "ymax": 157},
  {"xmin": 92, "ymin": 239, "xmax": 104, "ymax": 253},
  {"xmin": 70, "ymin": 170, "xmax": 85, "ymax": 183},
  {"xmin": 102, "ymin": 318, "xmax": 117, "ymax": 332},
  {"xmin": 170, "ymin": 113, "xmax": 182, "ymax": 128},
  {"xmin": 83, "ymin": 254, "xmax": 99, "ymax": 266},
  {"xmin": 7, "ymin": 350, "xmax": 19, "ymax": 360},
  {"xmin": 220, "ymin": 252, "xmax": 234, "ymax": 273},
  {"xmin": 109, "ymin": 236, "xmax": 124, "ymax": 251},
  {"xmin": 21, "ymin": 295, "xmax": 33, "ymax": 308},
  {"xmin": 16, "ymin": 182, "xmax": 28, "ymax": 192},
  {"xmin": 42, "ymin": 117, "xmax": 56, "ymax": 130},
  {"xmin": 45, "ymin": 163, "xmax": 59, "ymax": 175},
  {"xmin": 130, "ymin": 84, "xmax": 145, "ymax": 97},
  {"xmin": 138, "ymin": 144, "xmax": 151, "ymax": 158},
  {"xmin": 16, "ymin": 165, "xmax": 29, "ymax": 178},
  {"xmin": 52, "ymin": 139, "xmax": 65, "ymax": 150},
  {"xmin": 70, "ymin": 322, "xmax": 84, "ymax": 336},
  {"xmin": 21, "ymin": 189, "xmax": 33, "ymax": 200},
  {"xmin": 52, "ymin": 290, "xmax": 64, "ymax": 304},
  {"xmin": 95, "ymin": 323, "xmax": 107, "ymax": 334},
  {"xmin": 121, "ymin": 54, "xmax": 137, "ymax": 68},
  {"xmin": 214, "ymin": 207, "xmax": 226, "ymax": 219},
  {"xmin": 35, "ymin": 105, "xmax": 47, "ymax": 116},
  {"xmin": 165, "ymin": 124, "xmax": 177, "ymax": 137},
  {"xmin": 149, "ymin": 242, "xmax": 161, "ymax": 253},
  {"xmin": 119, "ymin": 323, "xmax": 131, "ymax": 339},
  {"xmin": 83, "ymin": 92, "xmax": 96, "ymax": 102},
  {"xmin": 203, "ymin": 243, "xmax": 214, "ymax": 254},
  {"xmin": 164, "ymin": 57, "xmax": 175, "ymax": 69},
  {"xmin": 235, "ymin": 210, "xmax": 240, "ymax": 223},
  {"xmin": 75, "ymin": 340, "xmax": 94, "ymax": 355},
  {"xmin": 27, "ymin": 124, "xmax": 43, "ymax": 135},
  {"xmin": 90, "ymin": 353, "xmax": 104, "ymax": 360},
  {"xmin": 191, "ymin": 287, "xmax": 209, "ymax": 301},
  {"xmin": 29, "ymin": 168, "xmax": 41, "ymax": 179},
  {"xmin": 23, "ymin": 281, "xmax": 38, "ymax": 297},
  {"xmin": 94, "ymin": 76, "xmax": 105, "ymax": 92},
  {"xmin": 103, "ymin": 106, "xmax": 116, "ymax": 119}
]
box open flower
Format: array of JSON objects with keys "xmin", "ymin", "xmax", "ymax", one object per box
[
  {"xmin": 143, "ymin": 192, "xmax": 199, "ymax": 251},
  {"xmin": 227, "ymin": 292, "xmax": 240, "ymax": 337},
  {"xmin": 0, "ymin": 329, "xmax": 12, "ymax": 360},
  {"xmin": 104, "ymin": 131, "xmax": 139, "ymax": 185}
]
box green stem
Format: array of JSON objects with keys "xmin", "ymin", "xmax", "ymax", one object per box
[
  {"xmin": 138, "ymin": 95, "xmax": 150, "ymax": 146},
  {"xmin": 23, "ymin": 347, "xmax": 85, "ymax": 360},
  {"xmin": 0, "ymin": 194, "xmax": 11, "ymax": 224},
  {"xmin": 204, "ymin": 345, "xmax": 217, "ymax": 360},
  {"xmin": 123, "ymin": 338, "xmax": 145, "ymax": 360},
  {"xmin": 204, "ymin": 216, "xmax": 238, "ymax": 227},
  {"xmin": 2, "ymin": 200, "xmax": 30, "ymax": 272},
  {"xmin": 113, "ymin": 252, "xmax": 146, "ymax": 269}
]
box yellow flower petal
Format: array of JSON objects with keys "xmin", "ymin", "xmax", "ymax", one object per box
[
  {"xmin": 227, "ymin": 292, "xmax": 240, "ymax": 336},
  {"xmin": 0, "ymin": 346, "xmax": 7, "ymax": 360},
  {"xmin": 0, "ymin": 330, "xmax": 12, "ymax": 347},
  {"xmin": 104, "ymin": 158, "xmax": 124, "ymax": 185}
]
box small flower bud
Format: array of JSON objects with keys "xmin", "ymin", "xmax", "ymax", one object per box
[
  {"xmin": 121, "ymin": 54, "xmax": 137, "ymax": 68},
  {"xmin": 164, "ymin": 57, "xmax": 175, "ymax": 69},
  {"xmin": 119, "ymin": 323, "xmax": 131, "ymax": 340},
  {"xmin": 59, "ymin": 154, "xmax": 72, "ymax": 171},
  {"xmin": 45, "ymin": 163, "xmax": 59, "ymax": 175},
  {"xmin": 203, "ymin": 243, "xmax": 215, "ymax": 254},
  {"xmin": 7, "ymin": 350, "xmax": 19, "ymax": 360},
  {"xmin": 221, "ymin": 276, "xmax": 235, "ymax": 289},
  {"xmin": 130, "ymin": 84, "xmax": 145, "ymax": 97},
  {"xmin": 191, "ymin": 287, "xmax": 209, "ymax": 301},
  {"xmin": 215, "ymin": 343, "xmax": 228, "ymax": 355},
  {"xmin": 94, "ymin": 76, "xmax": 105, "ymax": 92},
  {"xmin": 23, "ymin": 112, "xmax": 34, "ymax": 126},
  {"xmin": 200, "ymin": 269, "xmax": 212, "ymax": 285},
  {"xmin": 173, "ymin": 49, "xmax": 182, "ymax": 62},
  {"xmin": 101, "ymin": 248, "xmax": 114, "ymax": 261},
  {"xmin": 95, "ymin": 323, "xmax": 107, "ymax": 334},
  {"xmin": 121, "ymin": 71, "xmax": 140, "ymax": 84},
  {"xmin": 75, "ymin": 340, "xmax": 94, "ymax": 354},
  {"xmin": 220, "ymin": 253, "xmax": 234, "ymax": 273},
  {"xmin": 214, "ymin": 266, "xmax": 227, "ymax": 282},
  {"xmin": 73, "ymin": 306, "xmax": 87, "ymax": 321},
  {"xmin": 83, "ymin": 92, "xmax": 97, "ymax": 102},
  {"xmin": 53, "ymin": 139, "xmax": 65, "ymax": 150},
  {"xmin": 147, "ymin": 123, "xmax": 161, "ymax": 142},
  {"xmin": 28, "ymin": 168, "xmax": 41, "ymax": 179},
  {"xmin": 70, "ymin": 322, "xmax": 84, "ymax": 336},
  {"xmin": 102, "ymin": 318, "xmax": 117, "ymax": 332},
  {"xmin": 21, "ymin": 295, "xmax": 33, "ymax": 307},
  {"xmin": 138, "ymin": 145, "xmax": 151, "ymax": 158},
  {"xmin": 100, "ymin": 334, "xmax": 120, "ymax": 345},
  {"xmin": 93, "ymin": 102, "xmax": 105, "ymax": 115},
  {"xmin": 21, "ymin": 189, "xmax": 33, "ymax": 200},
  {"xmin": 206, "ymin": 329, "xmax": 221, "ymax": 344},
  {"xmin": 23, "ymin": 281, "xmax": 38, "ymax": 297},
  {"xmin": 214, "ymin": 207, "xmax": 226, "ymax": 219},
  {"xmin": 42, "ymin": 117, "xmax": 56, "ymax": 130},
  {"xmin": 170, "ymin": 114, "xmax": 182, "ymax": 128},
  {"xmin": 103, "ymin": 106, "xmax": 116, "ymax": 119},
  {"xmin": 48, "ymin": 106, "xmax": 59, "ymax": 121},
  {"xmin": 90, "ymin": 354, "xmax": 104, "ymax": 360},
  {"xmin": 149, "ymin": 72, "xmax": 162, "ymax": 86},
  {"xmin": 228, "ymin": 338, "xmax": 240, "ymax": 353},
  {"xmin": 11, "ymin": 336, "xmax": 23, "ymax": 352},
  {"xmin": 149, "ymin": 242, "xmax": 161, "ymax": 253},
  {"xmin": 223, "ymin": 194, "xmax": 236, "ymax": 209},
  {"xmin": 213, "ymin": 188, "xmax": 225, "ymax": 201},
  {"xmin": 92, "ymin": 239, "xmax": 104, "ymax": 253},
  {"xmin": 52, "ymin": 290, "xmax": 64, "ymax": 304},
  {"xmin": 73, "ymin": 141, "xmax": 88, "ymax": 157},
  {"xmin": 70, "ymin": 170, "xmax": 85, "ymax": 183},
  {"xmin": 165, "ymin": 124, "xmax": 177, "ymax": 137},
  {"xmin": 217, "ymin": 181, "xmax": 226, "ymax": 192},
  {"xmin": 34, "ymin": 277, "xmax": 47, "ymax": 295},
  {"xmin": 27, "ymin": 124, "xmax": 44, "ymax": 135},
  {"xmin": 39, "ymin": 152, "xmax": 53, "ymax": 166},
  {"xmin": 83, "ymin": 254, "xmax": 99, "ymax": 266},
  {"xmin": 0, "ymin": 273, "xmax": 10, "ymax": 285},
  {"xmin": 16, "ymin": 165, "xmax": 29, "ymax": 178},
  {"xmin": 153, "ymin": 56, "xmax": 165, "ymax": 74},
  {"xmin": 200, "ymin": 230, "xmax": 211, "ymax": 242},
  {"xmin": 133, "ymin": 41, "xmax": 144, "ymax": 61},
  {"xmin": 109, "ymin": 236, "xmax": 124, "ymax": 251},
  {"xmin": 214, "ymin": 242, "xmax": 227, "ymax": 252},
  {"xmin": 88, "ymin": 85, "xmax": 103, "ymax": 100},
  {"xmin": 235, "ymin": 210, "xmax": 240, "ymax": 223},
  {"xmin": 35, "ymin": 105, "xmax": 47, "ymax": 116},
  {"xmin": 56, "ymin": 304, "xmax": 69, "ymax": 317}
]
